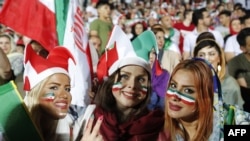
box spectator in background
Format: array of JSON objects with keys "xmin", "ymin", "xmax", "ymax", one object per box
[
  {"xmin": 224, "ymin": 14, "xmax": 250, "ymax": 62},
  {"xmin": 194, "ymin": 33, "xmax": 244, "ymax": 109},
  {"xmin": 174, "ymin": 9, "xmax": 195, "ymax": 55},
  {"xmin": 130, "ymin": 20, "xmax": 147, "ymax": 41},
  {"xmin": 89, "ymin": 0, "xmax": 113, "ymax": 55},
  {"xmin": 228, "ymin": 27, "xmax": 250, "ymax": 88},
  {"xmin": 159, "ymin": 14, "xmax": 180, "ymax": 48},
  {"xmin": 0, "ymin": 34, "xmax": 24, "ymax": 77},
  {"xmin": 151, "ymin": 25, "xmax": 181, "ymax": 74},
  {"xmin": 182, "ymin": 8, "xmax": 224, "ymax": 60},
  {"xmin": 215, "ymin": 10, "xmax": 231, "ymax": 38},
  {"xmin": 0, "ymin": 47, "xmax": 15, "ymax": 85},
  {"xmin": 227, "ymin": 27, "xmax": 250, "ymax": 113}
]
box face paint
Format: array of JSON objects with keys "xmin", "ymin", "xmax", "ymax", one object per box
[
  {"xmin": 140, "ymin": 86, "xmax": 148, "ymax": 95},
  {"xmin": 166, "ymin": 88, "xmax": 195, "ymax": 105},
  {"xmin": 112, "ymin": 82, "xmax": 122, "ymax": 91},
  {"xmin": 42, "ymin": 92, "xmax": 55, "ymax": 102}
]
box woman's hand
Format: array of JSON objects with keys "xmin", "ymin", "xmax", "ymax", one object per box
[{"xmin": 81, "ymin": 115, "xmax": 103, "ymax": 141}]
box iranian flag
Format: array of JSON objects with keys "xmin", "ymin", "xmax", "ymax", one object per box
[{"xmin": 0, "ymin": 0, "xmax": 92, "ymax": 108}]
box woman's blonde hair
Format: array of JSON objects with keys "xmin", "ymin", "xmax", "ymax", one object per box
[
  {"xmin": 0, "ymin": 33, "xmax": 16, "ymax": 54},
  {"xmin": 164, "ymin": 59, "xmax": 214, "ymax": 141},
  {"xmin": 24, "ymin": 75, "xmax": 58, "ymax": 138}
]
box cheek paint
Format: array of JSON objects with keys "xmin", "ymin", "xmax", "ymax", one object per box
[
  {"xmin": 166, "ymin": 89, "xmax": 195, "ymax": 105},
  {"xmin": 112, "ymin": 82, "xmax": 122, "ymax": 91},
  {"xmin": 140, "ymin": 86, "xmax": 148, "ymax": 95},
  {"xmin": 42, "ymin": 93, "xmax": 55, "ymax": 102}
]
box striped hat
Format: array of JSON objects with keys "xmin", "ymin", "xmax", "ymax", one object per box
[{"xmin": 23, "ymin": 44, "xmax": 75, "ymax": 91}]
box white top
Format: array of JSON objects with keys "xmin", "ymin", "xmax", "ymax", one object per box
[
  {"xmin": 183, "ymin": 28, "xmax": 224, "ymax": 58},
  {"xmin": 168, "ymin": 42, "xmax": 180, "ymax": 54},
  {"xmin": 224, "ymin": 34, "xmax": 242, "ymax": 56}
]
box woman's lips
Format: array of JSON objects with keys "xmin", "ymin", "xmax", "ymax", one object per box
[
  {"xmin": 122, "ymin": 91, "xmax": 137, "ymax": 99},
  {"xmin": 54, "ymin": 100, "xmax": 68, "ymax": 109},
  {"xmin": 169, "ymin": 102, "xmax": 182, "ymax": 111}
]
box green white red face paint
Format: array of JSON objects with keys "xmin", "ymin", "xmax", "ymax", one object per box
[
  {"xmin": 112, "ymin": 82, "xmax": 123, "ymax": 91},
  {"xmin": 112, "ymin": 82, "xmax": 148, "ymax": 95},
  {"xmin": 166, "ymin": 88, "xmax": 195, "ymax": 105},
  {"xmin": 42, "ymin": 92, "xmax": 55, "ymax": 102},
  {"xmin": 140, "ymin": 86, "xmax": 148, "ymax": 95}
]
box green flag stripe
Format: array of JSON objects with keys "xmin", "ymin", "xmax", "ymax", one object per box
[{"xmin": 55, "ymin": 0, "xmax": 69, "ymax": 45}]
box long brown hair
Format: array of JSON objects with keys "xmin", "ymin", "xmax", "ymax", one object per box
[
  {"xmin": 94, "ymin": 66, "xmax": 152, "ymax": 122},
  {"xmin": 164, "ymin": 59, "xmax": 214, "ymax": 141}
]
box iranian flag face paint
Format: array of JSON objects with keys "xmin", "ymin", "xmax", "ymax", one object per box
[
  {"xmin": 166, "ymin": 88, "xmax": 195, "ymax": 105},
  {"xmin": 112, "ymin": 82, "xmax": 123, "ymax": 91},
  {"xmin": 42, "ymin": 93, "xmax": 55, "ymax": 102},
  {"xmin": 112, "ymin": 82, "xmax": 148, "ymax": 95},
  {"xmin": 140, "ymin": 86, "xmax": 148, "ymax": 95}
]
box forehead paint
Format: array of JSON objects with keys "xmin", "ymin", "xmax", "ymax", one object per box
[
  {"xmin": 140, "ymin": 86, "xmax": 148, "ymax": 95},
  {"xmin": 42, "ymin": 93, "xmax": 55, "ymax": 102},
  {"xmin": 112, "ymin": 82, "xmax": 122, "ymax": 91},
  {"xmin": 166, "ymin": 88, "xmax": 195, "ymax": 105}
]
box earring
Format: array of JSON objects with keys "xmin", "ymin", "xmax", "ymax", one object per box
[{"xmin": 217, "ymin": 65, "xmax": 221, "ymax": 72}]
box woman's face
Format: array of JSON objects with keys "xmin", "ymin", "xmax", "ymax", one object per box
[
  {"xmin": 149, "ymin": 51, "xmax": 156, "ymax": 68},
  {"xmin": 155, "ymin": 31, "xmax": 165, "ymax": 49},
  {"xmin": 0, "ymin": 36, "xmax": 11, "ymax": 54},
  {"xmin": 196, "ymin": 46, "xmax": 220, "ymax": 71},
  {"xmin": 135, "ymin": 23, "xmax": 144, "ymax": 35},
  {"xmin": 39, "ymin": 73, "xmax": 72, "ymax": 119},
  {"xmin": 231, "ymin": 19, "xmax": 242, "ymax": 33},
  {"xmin": 166, "ymin": 69, "xmax": 197, "ymax": 120},
  {"xmin": 112, "ymin": 65, "xmax": 149, "ymax": 110}
]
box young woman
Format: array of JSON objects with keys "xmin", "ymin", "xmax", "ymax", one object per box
[
  {"xmin": 151, "ymin": 26, "xmax": 181, "ymax": 74},
  {"xmin": 94, "ymin": 56, "xmax": 165, "ymax": 141},
  {"xmin": 162, "ymin": 59, "xmax": 215, "ymax": 141},
  {"xmin": 0, "ymin": 34, "xmax": 24, "ymax": 77},
  {"xmin": 194, "ymin": 34, "xmax": 244, "ymax": 109},
  {"xmin": 23, "ymin": 45, "xmax": 103, "ymax": 141}
]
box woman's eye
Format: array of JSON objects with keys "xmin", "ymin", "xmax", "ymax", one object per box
[
  {"xmin": 50, "ymin": 86, "xmax": 58, "ymax": 90},
  {"xmin": 198, "ymin": 54, "xmax": 204, "ymax": 57},
  {"xmin": 209, "ymin": 52, "xmax": 216, "ymax": 56},
  {"xmin": 169, "ymin": 82, "xmax": 176, "ymax": 89},
  {"xmin": 120, "ymin": 74, "xmax": 129, "ymax": 80},
  {"xmin": 138, "ymin": 77, "xmax": 146, "ymax": 83},
  {"xmin": 183, "ymin": 88, "xmax": 194, "ymax": 94},
  {"xmin": 65, "ymin": 87, "xmax": 71, "ymax": 92}
]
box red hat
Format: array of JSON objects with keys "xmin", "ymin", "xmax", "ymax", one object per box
[
  {"xmin": 23, "ymin": 44, "xmax": 75, "ymax": 91},
  {"xmin": 16, "ymin": 38, "xmax": 25, "ymax": 47}
]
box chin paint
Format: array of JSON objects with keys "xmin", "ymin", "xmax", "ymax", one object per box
[
  {"xmin": 166, "ymin": 88, "xmax": 195, "ymax": 105},
  {"xmin": 42, "ymin": 93, "xmax": 55, "ymax": 102}
]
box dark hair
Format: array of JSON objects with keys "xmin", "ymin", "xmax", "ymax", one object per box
[
  {"xmin": 94, "ymin": 67, "xmax": 152, "ymax": 120},
  {"xmin": 194, "ymin": 39, "xmax": 221, "ymax": 57},
  {"xmin": 183, "ymin": 9, "xmax": 193, "ymax": 19},
  {"xmin": 131, "ymin": 21, "xmax": 147, "ymax": 41},
  {"xmin": 234, "ymin": 3, "xmax": 242, "ymax": 10},
  {"xmin": 237, "ymin": 27, "xmax": 250, "ymax": 47},
  {"xmin": 151, "ymin": 27, "xmax": 165, "ymax": 35},
  {"xmin": 192, "ymin": 8, "xmax": 207, "ymax": 26},
  {"xmin": 218, "ymin": 10, "xmax": 231, "ymax": 17},
  {"xmin": 196, "ymin": 32, "xmax": 215, "ymax": 43},
  {"xmin": 239, "ymin": 14, "xmax": 250, "ymax": 25},
  {"xmin": 96, "ymin": 0, "xmax": 110, "ymax": 9}
]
